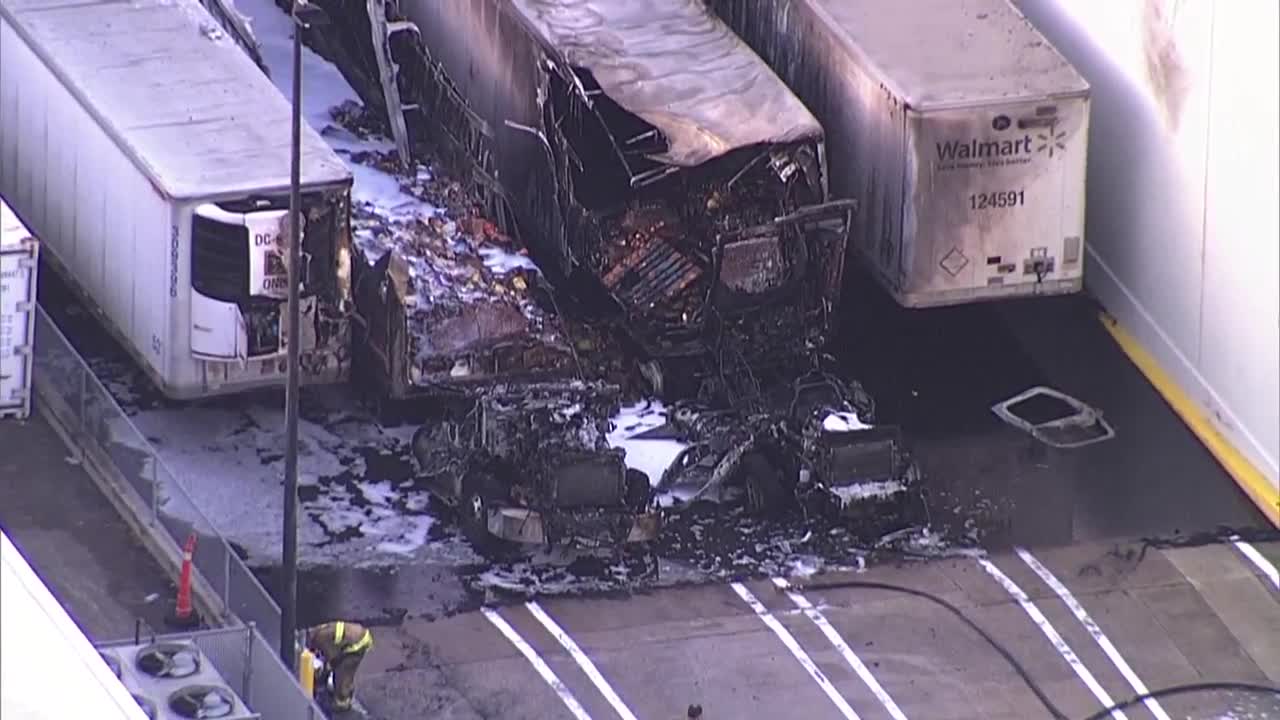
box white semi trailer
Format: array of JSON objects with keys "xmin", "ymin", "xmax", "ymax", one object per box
[
  {"xmin": 0, "ymin": 0, "xmax": 355, "ymax": 399},
  {"xmin": 709, "ymin": 0, "xmax": 1092, "ymax": 307},
  {"xmin": 1, "ymin": 196, "xmax": 38, "ymax": 419}
]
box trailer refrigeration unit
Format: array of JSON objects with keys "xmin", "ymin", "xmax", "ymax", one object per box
[
  {"xmin": 0, "ymin": 0, "xmax": 355, "ymax": 399},
  {"xmin": 322, "ymin": 0, "xmax": 856, "ymax": 404},
  {"xmin": 708, "ymin": 0, "xmax": 1091, "ymax": 307},
  {"xmin": 1, "ymin": 196, "xmax": 38, "ymax": 420}
]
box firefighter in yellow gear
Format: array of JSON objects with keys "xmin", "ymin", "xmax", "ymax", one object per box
[{"xmin": 306, "ymin": 621, "xmax": 374, "ymax": 711}]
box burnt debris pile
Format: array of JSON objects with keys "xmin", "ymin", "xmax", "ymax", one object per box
[{"xmin": 297, "ymin": 2, "xmax": 964, "ymax": 582}]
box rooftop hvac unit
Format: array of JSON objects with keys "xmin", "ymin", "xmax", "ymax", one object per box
[{"xmin": 99, "ymin": 641, "xmax": 258, "ymax": 720}]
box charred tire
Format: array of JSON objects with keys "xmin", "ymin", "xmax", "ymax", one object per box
[
  {"xmin": 640, "ymin": 358, "xmax": 701, "ymax": 404},
  {"xmin": 625, "ymin": 468, "xmax": 652, "ymax": 511},
  {"xmin": 459, "ymin": 472, "xmax": 509, "ymax": 557},
  {"xmin": 741, "ymin": 453, "xmax": 789, "ymax": 516}
]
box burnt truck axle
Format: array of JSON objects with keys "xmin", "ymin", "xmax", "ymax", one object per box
[{"xmin": 410, "ymin": 381, "xmax": 660, "ymax": 554}]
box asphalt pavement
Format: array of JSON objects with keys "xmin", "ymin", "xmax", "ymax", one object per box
[
  {"xmin": 0, "ymin": 410, "xmax": 174, "ymax": 642},
  {"xmin": 836, "ymin": 265, "xmax": 1268, "ymax": 547},
  {"xmin": 356, "ymin": 539, "xmax": 1280, "ymax": 720}
]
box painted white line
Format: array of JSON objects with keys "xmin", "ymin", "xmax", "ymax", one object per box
[
  {"xmin": 481, "ymin": 606, "xmax": 594, "ymax": 720},
  {"xmin": 526, "ymin": 601, "xmax": 638, "ymax": 720},
  {"xmin": 977, "ymin": 559, "xmax": 1128, "ymax": 720},
  {"xmin": 773, "ymin": 577, "xmax": 910, "ymax": 720},
  {"xmin": 1016, "ymin": 548, "xmax": 1171, "ymax": 720},
  {"xmin": 731, "ymin": 582, "xmax": 862, "ymax": 720},
  {"xmin": 1232, "ymin": 540, "xmax": 1280, "ymax": 589}
]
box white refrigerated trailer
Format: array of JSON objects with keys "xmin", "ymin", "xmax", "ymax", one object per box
[
  {"xmin": 710, "ymin": 0, "xmax": 1091, "ymax": 307},
  {"xmin": 1, "ymin": 196, "xmax": 38, "ymax": 419},
  {"xmin": 0, "ymin": 0, "xmax": 355, "ymax": 399}
]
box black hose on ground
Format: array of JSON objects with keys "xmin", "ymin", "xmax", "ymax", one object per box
[
  {"xmin": 1076, "ymin": 682, "xmax": 1280, "ymax": 720},
  {"xmin": 789, "ymin": 579, "xmax": 1280, "ymax": 720},
  {"xmin": 790, "ymin": 578, "xmax": 1071, "ymax": 720}
]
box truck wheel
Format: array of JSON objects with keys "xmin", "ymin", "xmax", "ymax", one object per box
[
  {"xmin": 459, "ymin": 473, "xmax": 508, "ymax": 557},
  {"xmin": 625, "ymin": 468, "xmax": 652, "ymax": 511},
  {"xmin": 741, "ymin": 453, "xmax": 788, "ymax": 516},
  {"xmin": 639, "ymin": 358, "xmax": 700, "ymax": 403}
]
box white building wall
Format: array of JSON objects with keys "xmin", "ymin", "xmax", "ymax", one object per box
[
  {"xmin": 1017, "ymin": 0, "xmax": 1279, "ymax": 492},
  {"xmin": 1, "ymin": 532, "xmax": 149, "ymax": 720}
]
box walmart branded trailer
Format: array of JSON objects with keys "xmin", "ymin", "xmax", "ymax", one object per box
[
  {"xmin": 1, "ymin": 196, "xmax": 38, "ymax": 419},
  {"xmin": 710, "ymin": 0, "xmax": 1091, "ymax": 307},
  {"xmin": 0, "ymin": 0, "xmax": 355, "ymax": 399}
]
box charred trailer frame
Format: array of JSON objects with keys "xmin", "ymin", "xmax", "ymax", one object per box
[
  {"xmin": 349, "ymin": 239, "xmax": 579, "ymax": 406},
  {"xmin": 411, "ymin": 382, "xmax": 659, "ymax": 550},
  {"xmin": 314, "ymin": 0, "xmax": 855, "ymax": 402}
]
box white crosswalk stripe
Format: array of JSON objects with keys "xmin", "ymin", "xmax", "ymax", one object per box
[
  {"xmin": 1017, "ymin": 548, "xmax": 1171, "ymax": 720},
  {"xmin": 731, "ymin": 582, "xmax": 863, "ymax": 720},
  {"xmin": 978, "ymin": 558, "xmax": 1128, "ymax": 720},
  {"xmin": 773, "ymin": 577, "xmax": 910, "ymax": 720}
]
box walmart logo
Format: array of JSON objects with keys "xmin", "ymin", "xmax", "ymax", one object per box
[{"xmin": 1036, "ymin": 125, "xmax": 1068, "ymax": 157}]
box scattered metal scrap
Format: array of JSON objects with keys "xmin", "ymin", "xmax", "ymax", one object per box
[
  {"xmin": 991, "ymin": 386, "xmax": 1115, "ymax": 448},
  {"xmin": 411, "ymin": 381, "xmax": 660, "ymax": 555},
  {"xmin": 656, "ymin": 370, "xmax": 921, "ymax": 524}
]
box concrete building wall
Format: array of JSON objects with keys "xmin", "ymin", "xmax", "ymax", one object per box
[{"xmin": 1016, "ymin": 0, "xmax": 1279, "ymax": 495}]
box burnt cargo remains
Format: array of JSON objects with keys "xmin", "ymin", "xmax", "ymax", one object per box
[
  {"xmin": 317, "ymin": 0, "xmax": 856, "ymax": 400},
  {"xmin": 347, "ymin": 186, "xmax": 578, "ymax": 402}
]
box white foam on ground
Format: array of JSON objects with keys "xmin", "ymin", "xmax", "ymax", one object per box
[
  {"xmin": 479, "ymin": 245, "xmax": 539, "ymax": 274},
  {"xmin": 829, "ymin": 480, "xmax": 904, "ymax": 505},
  {"xmin": 128, "ymin": 393, "xmax": 438, "ymax": 565},
  {"xmin": 608, "ymin": 401, "xmax": 686, "ymax": 487},
  {"xmin": 823, "ymin": 411, "xmax": 871, "ymax": 432}
]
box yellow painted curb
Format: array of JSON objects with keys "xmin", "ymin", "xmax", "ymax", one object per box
[{"xmin": 1099, "ymin": 312, "xmax": 1279, "ymax": 527}]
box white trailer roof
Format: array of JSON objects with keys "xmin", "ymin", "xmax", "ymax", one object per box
[
  {"xmin": 513, "ymin": 0, "xmax": 824, "ymax": 167},
  {"xmin": 810, "ymin": 0, "xmax": 1088, "ymax": 110},
  {"xmin": 1, "ymin": 531, "xmax": 149, "ymax": 720},
  {"xmin": 0, "ymin": 0, "xmax": 352, "ymax": 199}
]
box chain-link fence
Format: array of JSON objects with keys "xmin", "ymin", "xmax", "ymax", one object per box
[
  {"xmin": 98, "ymin": 625, "xmax": 326, "ymax": 720},
  {"xmin": 33, "ymin": 306, "xmax": 322, "ymax": 718}
]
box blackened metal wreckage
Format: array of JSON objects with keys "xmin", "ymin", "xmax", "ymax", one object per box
[{"xmin": 300, "ymin": 0, "xmax": 915, "ymax": 548}]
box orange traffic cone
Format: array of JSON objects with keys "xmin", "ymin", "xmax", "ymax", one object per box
[{"xmin": 168, "ymin": 533, "xmax": 199, "ymax": 629}]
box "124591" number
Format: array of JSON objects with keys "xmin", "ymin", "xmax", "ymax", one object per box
[{"xmin": 969, "ymin": 190, "xmax": 1025, "ymax": 210}]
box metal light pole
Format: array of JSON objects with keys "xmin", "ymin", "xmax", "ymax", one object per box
[{"xmin": 282, "ymin": 0, "xmax": 328, "ymax": 669}]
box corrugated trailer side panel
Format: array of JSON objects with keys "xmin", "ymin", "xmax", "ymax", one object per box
[
  {"xmin": 0, "ymin": 13, "xmax": 173, "ymax": 384},
  {"xmin": 396, "ymin": 0, "xmax": 562, "ymax": 270},
  {"xmin": 706, "ymin": 0, "xmax": 910, "ymax": 296}
]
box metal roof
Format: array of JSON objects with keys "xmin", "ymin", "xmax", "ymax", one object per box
[
  {"xmin": 512, "ymin": 0, "xmax": 824, "ymax": 167},
  {"xmin": 0, "ymin": 0, "xmax": 351, "ymax": 199},
  {"xmin": 810, "ymin": 0, "xmax": 1089, "ymax": 110}
]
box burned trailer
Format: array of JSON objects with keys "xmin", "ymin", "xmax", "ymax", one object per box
[
  {"xmin": 326, "ymin": 0, "xmax": 855, "ymax": 402},
  {"xmin": 349, "ymin": 202, "xmax": 581, "ymax": 406},
  {"xmin": 411, "ymin": 381, "xmax": 659, "ymax": 552},
  {"xmin": 659, "ymin": 371, "xmax": 919, "ymax": 525}
]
